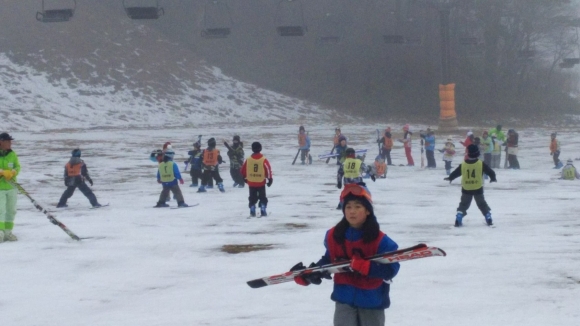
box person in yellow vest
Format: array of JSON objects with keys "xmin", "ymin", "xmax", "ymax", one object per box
[
  {"xmin": 198, "ymin": 138, "xmax": 225, "ymax": 193},
  {"xmin": 561, "ymin": 159, "xmax": 580, "ymax": 180},
  {"xmin": 0, "ymin": 132, "xmax": 20, "ymax": 243},
  {"xmin": 550, "ymin": 133, "xmax": 563, "ymax": 169},
  {"xmin": 444, "ymin": 144, "xmax": 497, "ymax": 227},
  {"xmin": 154, "ymin": 149, "xmax": 188, "ymax": 208},
  {"xmin": 337, "ymin": 148, "xmax": 375, "ymax": 209},
  {"xmin": 57, "ymin": 149, "xmax": 102, "ymax": 208},
  {"xmin": 241, "ymin": 142, "xmax": 273, "ymax": 217}
]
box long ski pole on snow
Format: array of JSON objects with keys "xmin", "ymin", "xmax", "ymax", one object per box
[
  {"xmin": 376, "ymin": 129, "xmax": 382, "ymax": 158},
  {"xmin": 8, "ymin": 181, "xmax": 81, "ymax": 241},
  {"xmin": 291, "ymin": 149, "xmax": 300, "ymax": 165},
  {"xmin": 325, "ymin": 146, "xmax": 335, "ymax": 164}
]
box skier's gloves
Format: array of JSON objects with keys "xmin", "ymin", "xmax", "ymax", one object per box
[
  {"xmin": 267, "ymin": 178, "xmax": 273, "ymax": 187},
  {"xmin": 2, "ymin": 170, "xmax": 15, "ymax": 180},
  {"xmin": 337, "ymin": 182, "xmax": 342, "ymax": 189},
  {"xmin": 179, "ymin": 179, "xmax": 184, "ymax": 185},
  {"xmin": 291, "ymin": 262, "xmax": 329, "ymax": 286},
  {"xmin": 371, "ymin": 175, "xmax": 376, "ymax": 182},
  {"xmin": 350, "ymin": 256, "xmax": 371, "ymax": 276}
]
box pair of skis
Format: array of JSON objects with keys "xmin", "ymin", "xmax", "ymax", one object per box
[
  {"xmin": 318, "ymin": 149, "xmax": 368, "ymax": 160},
  {"xmin": 247, "ymin": 243, "xmax": 446, "ymax": 288}
]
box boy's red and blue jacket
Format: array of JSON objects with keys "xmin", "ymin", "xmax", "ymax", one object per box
[{"xmin": 316, "ymin": 227, "xmax": 400, "ymax": 309}]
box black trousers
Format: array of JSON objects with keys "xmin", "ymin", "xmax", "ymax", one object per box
[
  {"xmin": 58, "ymin": 182, "xmax": 98, "ymax": 206},
  {"xmin": 189, "ymin": 168, "xmax": 205, "ymax": 185},
  {"xmin": 230, "ymin": 167, "xmax": 245, "ymax": 185},
  {"xmin": 381, "ymin": 148, "xmax": 392, "ymax": 165},
  {"xmin": 202, "ymin": 169, "xmax": 223, "ymax": 186},
  {"xmin": 553, "ymin": 151, "xmax": 561, "ymax": 166},
  {"xmin": 426, "ymin": 150, "xmax": 436, "ymax": 168},
  {"xmin": 457, "ymin": 192, "xmax": 490, "ymax": 216},
  {"xmin": 248, "ymin": 185, "xmax": 268, "ymax": 207},
  {"xmin": 508, "ymin": 155, "xmax": 520, "ymax": 169}
]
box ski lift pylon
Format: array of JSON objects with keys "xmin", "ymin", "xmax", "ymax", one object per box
[
  {"xmin": 201, "ymin": 0, "xmax": 233, "ymax": 39},
  {"xmin": 123, "ymin": 0, "xmax": 164, "ymax": 20},
  {"xmin": 36, "ymin": 0, "xmax": 76, "ymax": 23},
  {"xmin": 276, "ymin": 0, "xmax": 307, "ymax": 37}
]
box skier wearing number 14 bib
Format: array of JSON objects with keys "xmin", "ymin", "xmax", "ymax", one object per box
[{"xmin": 444, "ymin": 144, "xmax": 497, "ymax": 227}]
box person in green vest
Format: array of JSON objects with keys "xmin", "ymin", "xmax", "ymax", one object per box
[
  {"xmin": 561, "ymin": 159, "xmax": 580, "ymax": 180},
  {"xmin": 336, "ymin": 148, "xmax": 375, "ymax": 209},
  {"xmin": 488, "ymin": 125, "xmax": 506, "ymax": 167},
  {"xmin": 154, "ymin": 149, "xmax": 188, "ymax": 208},
  {"xmin": 0, "ymin": 132, "xmax": 21, "ymax": 243},
  {"xmin": 444, "ymin": 144, "xmax": 497, "ymax": 227}
]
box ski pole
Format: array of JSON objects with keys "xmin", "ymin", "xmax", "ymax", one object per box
[
  {"xmin": 8, "ymin": 181, "xmax": 81, "ymax": 241},
  {"xmin": 291, "ymin": 149, "xmax": 300, "ymax": 165},
  {"xmin": 325, "ymin": 146, "xmax": 335, "ymax": 164}
]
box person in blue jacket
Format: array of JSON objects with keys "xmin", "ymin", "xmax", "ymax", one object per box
[
  {"xmin": 291, "ymin": 183, "xmax": 400, "ymax": 326},
  {"xmin": 154, "ymin": 149, "xmax": 188, "ymax": 208},
  {"xmin": 421, "ymin": 129, "xmax": 436, "ymax": 168}
]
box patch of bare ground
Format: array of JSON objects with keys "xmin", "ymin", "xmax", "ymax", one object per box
[
  {"xmin": 220, "ymin": 244, "xmax": 275, "ymax": 254},
  {"xmin": 283, "ymin": 223, "xmax": 308, "ymax": 229}
]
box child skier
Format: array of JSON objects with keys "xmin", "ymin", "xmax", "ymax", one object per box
[
  {"xmin": 224, "ymin": 135, "xmax": 245, "ymax": 187},
  {"xmin": 440, "ymin": 138, "xmax": 456, "ymax": 175},
  {"xmin": 397, "ymin": 124, "xmax": 414, "ymax": 166},
  {"xmin": 241, "ymin": 142, "xmax": 273, "ymax": 217},
  {"xmin": 444, "ymin": 144, "xmax": 497, "ymax": 227},
  {"xmin": 298, "ymin": 126, "xmax": 312, "ymax": 165},
  {"xmin": 561, "ymin": 159, "xmax": 580, "ymax": 180},
  {"xmin": 335, "ymin": 135, "xmax": 348, "ymax": 165},
  {"xmin": 198, "ymin": 138, "xmax": 225, "ymax": 193},
  {"xmin": 550, "ymin": 133, "xmax": 563, "ymax": 169},
  {"xmin": 187, "ymin": 141, "xmax": 206, "ymax": 187},
  {"xmin": 376, "ymin": 128, "xmax": 393, "ymax": 166},
  {"xmin": 372, "ymin": 155, "xmax": 387, "ymax": 179},
  {"xmin": 490, "ymin": 136, "xmax": 502, "ymax": 168},
  {"xmin": 506, "ymin": 129, "xmax": 520, "ymax": 169},
  {"xmin": 154, "ymin": 149, "xmax": 188, "ymax": 208},
  {"xmin": 291, "ymin": 183, "xmax": 400, "ymax": 326},
  {"xmin": 333, "ymin": 128, "xmax": 343, "ymax": 148},
  {"xmin": 337, "ymin": 148, "xmax": 375, "ymax": 209},
  {"xmin": 420, "ymin": 129, "xmax": 436, "ymax": 168},
  {"xmin": 57, "ymin": 149, "xmax": 102, "ymax": 208}
]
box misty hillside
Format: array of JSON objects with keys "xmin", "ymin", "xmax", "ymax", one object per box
[{"xmin": 0, "ymin": 0, "xmax": 341, "ymax": 132}]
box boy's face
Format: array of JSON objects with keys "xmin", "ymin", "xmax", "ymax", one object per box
[
  {"xmin": 344, "ymin": 200, "xmax": 370, "ymax": 229},
  {"xmin": 0, "ymin": 140, "xmax": 12, "ymax": 150},
  {"xmin": 340, "ymin": 140, "xmax": 346, "ymax": 146}
]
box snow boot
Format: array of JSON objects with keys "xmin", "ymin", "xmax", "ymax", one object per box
[
  {"xmin": 4, "ymin": 230, "xmax": 17, "ymax": 241},
  {"xmin": 260, "ymin": 205, "xmax": 267, "ymax": 217},
  {"xmin": 56, "ymin": 204, "xmax": 68, "ymax": 208},
  {"xmin": 190, "ymin": 183, "xmax": 198, "ymax": 187},
  {"xmin": 154, "ymin": 202, "xmax": 169, "ymax": 208},
  {"xmin": 217, "ymin": 183, "xmax": 225, "ymax": 193},
  {"xmin": 485, "ymin": 212, "xmax": 493, "ymax": 226},
  {"xmin": 233, "ymin": 182, "xmax": 238, "ymax": 188},
  {"xmin": 92, "ymin": 203, "xmax": 102, "ymax": 208},
  {"xmin": 250, "ymin": 206, "xmax": 256, "ymax": 217},
  {"xmin": 237, "ymin": 184, "xmax": 245, "ymax": 188},
  {"xmin": 455, "ymin": 212, "xmax": 464, "ymax": 227},
  {"xmin": 197, "ymin": 185, "xmax": 207, "ymax": 193},
  {"xmin": 177, "ymin": 202, "xmax": 189, "ymax": 208}
]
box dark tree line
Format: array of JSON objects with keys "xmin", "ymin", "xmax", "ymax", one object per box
[{"xmin": 151, "ymin": 0, "xmax": 580, "ymax": 122}]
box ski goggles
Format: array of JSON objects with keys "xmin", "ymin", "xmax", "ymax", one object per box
[{"xmin": 340, "ymin": 184, "xmax": 373, "ymax": 204}]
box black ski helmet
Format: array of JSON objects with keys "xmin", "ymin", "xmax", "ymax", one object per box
[
  {"xmin": 71, "ymin": 149, "xmax": 81, "ymax": 157},
  {"xmin": 467, "ymin": 144, "xmax": 480, "ymax": 158},
  {"xmin": 208, "ymin": 138, "xmax": 216, "ymax": 148},
  {"xmin": 345, "ymin": 148, "xmax": 356, "ymax": 157},
  {"xmin": 233, "ymin": 135, "xmax": 240, "ymax": 142},
  {"xmin": 252, "ymin": 142, "xmax": 262, "ymax": 153}
]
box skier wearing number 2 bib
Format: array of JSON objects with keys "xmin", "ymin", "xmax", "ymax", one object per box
[{"xmin": 444, "ymin": 144, "xmax": 496, "ymax": 227}]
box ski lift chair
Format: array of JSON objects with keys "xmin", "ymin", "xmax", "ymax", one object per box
[
  {"xmin": 276, "ymin": 0, "xmax": 307, "ymax": 37},
  {"xmin": 124, "ymin": 0, "xmax": 164, "ymax": 20},
  {"xmin": 36, "ymin": 0, "xmax": 76, "ymax": 23},
  {"xmin": 201, "ymin": 0, "xmax": 233, "ymax": 39}
]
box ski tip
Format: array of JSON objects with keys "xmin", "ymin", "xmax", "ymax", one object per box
[
  {"xmin": 247, "ymin": 279, "xmax": 268, "ymax": 289},
  {"xmin": 438, "ymin": 248, "xmax": 447, "ymax": 257}
]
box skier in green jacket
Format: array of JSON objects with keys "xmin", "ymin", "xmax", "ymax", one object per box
[{"xmin": 0, "ymin": 132, "xmax": 21, "ymax": 243}]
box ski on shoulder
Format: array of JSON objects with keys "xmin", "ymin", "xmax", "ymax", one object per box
[{"xmin": 247, "ymin": 243, "xmax": 446, "ymax": 289}]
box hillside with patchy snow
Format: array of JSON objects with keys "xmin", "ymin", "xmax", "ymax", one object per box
[{"xmin": 0, "ymin": 1, "xmax": 342, "ymax": 132}]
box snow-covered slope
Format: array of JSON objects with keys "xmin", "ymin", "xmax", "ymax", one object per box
[{"xmin": 0, "ymin": 53, "xmax": 339, "ymax": 132}]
